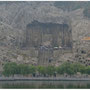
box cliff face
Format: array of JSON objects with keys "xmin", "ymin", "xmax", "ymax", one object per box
[
  {"xmin": 0, "ymin": 1, "xmax": 89, "ymax": 67},
  {"xmin": 26, "ymin": 21, "xmax": 72, "ymax": 49},
  {"xmin": 25, "ymin": 21, "xmax": 72, "ymax": 66},
  {"xmin": 0, "ymin": 1, "xmax": 89, "ymax": 48}
]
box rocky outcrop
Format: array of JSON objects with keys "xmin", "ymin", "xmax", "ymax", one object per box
[
  {"xmin": 24, "ymin": 20, "xmax": 72, "ymax": 66},
  {"xmin": 25, "ymin": 21, "xmax": 72, "ymax": 48},
  {"xmin": 0, "ymin": 2, "xmax": 89, "ymax": 67}
]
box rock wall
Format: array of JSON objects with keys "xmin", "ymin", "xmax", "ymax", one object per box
[
  {"xmin": 0, "ymin": 2, "xmax": 89, "ymax": 67},
  {"xmin": 25, "ymin": 20, "xmax": 72, "ymax": 49},
  {"xmin": 24, "ymin": 20, "xmax": 73, "ymax": 66}
]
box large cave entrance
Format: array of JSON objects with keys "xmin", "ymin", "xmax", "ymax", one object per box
[
  {"xmin": 25, "ymin": 20, "xmax": 73, "ymax": 49},
  {"xmin": 25, "ymin": 20, "xmax": 73, "ymax": 66}
]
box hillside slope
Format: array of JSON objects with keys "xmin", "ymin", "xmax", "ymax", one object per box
[{"xmin": 0, "ymin": 1, "xmax": 90, "ymax": 68}]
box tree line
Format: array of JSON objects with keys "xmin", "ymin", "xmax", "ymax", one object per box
[{"xmin": 2, "ymin": 62, "xmax": 90, "ymax": 77}]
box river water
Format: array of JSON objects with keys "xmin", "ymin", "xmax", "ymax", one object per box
[{"xmin": 0, "ymin": 81, "xmax": 90, "ymax": 88}]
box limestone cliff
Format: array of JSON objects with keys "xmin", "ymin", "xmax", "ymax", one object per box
[{"xmin": 0, "ymin": 1, "xmax": 89, "ymax": 68}]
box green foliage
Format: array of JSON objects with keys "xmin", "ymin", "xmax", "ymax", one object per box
[
  {"xmin": 3, "ymin": 62, "xmax": 36, "ymax": 76},
  {"xmin": 78, "ymin": 64, "xmax": 86, "ymax": 74},
  {"xmin": 57, "ymin": 62, "xmax": 86, "ymax": 75},
  {"xmin": 56, "ymin": 65, "xmax": 64, "ymax": 75},
  {"xmin": 3, "ymin": 62, "xmax": 18, "ymax": 76},
  {"xmin": 57, "ymin": 62, "xmax": 75, "ymax": 75},
  {"xmin": 46, "ymin": 66, "xmax": 56, "ymax": 76},
  {"xmin": 71, "ymin": 63, "xmax": 81, "ymax": 73},
  {"xmin": 72, "ymin": 62, "xmax": 86, "ymax": 74},
  {"xmin": 28, "ymin": 65, "xmax": 36, "ymax": 74},
  {"xmin": 17, "ymin": 64, "xmax": 30, "ymax": 75},
  {"xmin": 2, "ymin": 62, "xmax": 90, "ymax": 77},
  {"xmin": 37, "ymin": 66, "xmax": 46, "ymax": 75},
  {"xmin": 86, "ymin": 66, "xmax": 90, "ymax": 74}
]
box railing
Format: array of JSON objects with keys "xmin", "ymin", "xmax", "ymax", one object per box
[{"xmin": 0, "ymin": 77, "xmax": 90, "ymax": 81}]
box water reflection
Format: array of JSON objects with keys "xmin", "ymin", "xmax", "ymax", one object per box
[{"xmin": 0, "ymin": 81, "xmax": 90, "ymax": 88}]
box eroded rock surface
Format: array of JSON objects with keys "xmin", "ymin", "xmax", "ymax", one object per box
[{"xmin": 0, "ymin": 2, "xmax": 89, "ymax": 69}]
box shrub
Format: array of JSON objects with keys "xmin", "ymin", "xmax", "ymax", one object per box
[{"xmin": 3, "ymin": 62, "xmax": 18, "ymax": 76}]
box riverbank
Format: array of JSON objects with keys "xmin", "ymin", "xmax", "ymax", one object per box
[{"xmin": 0, "ymin": 77, "xmax": 90, "ymax": 81}]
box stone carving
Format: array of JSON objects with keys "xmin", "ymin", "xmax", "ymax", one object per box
[{"xmin": 24, "ymin": 20, "xmax": 73, "ymax": 66}]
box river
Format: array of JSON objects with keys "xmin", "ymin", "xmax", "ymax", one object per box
[{"xmin": 0, "ymin": 81, "xmax": 90, "ymax": 88}]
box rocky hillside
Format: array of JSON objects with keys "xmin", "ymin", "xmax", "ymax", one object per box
[
  {"xmin": 0, "ymin": 1, "xmax": 89, "ymax": 43},
  {"xmin": 0, "ymin": 1, "xmax": 90, "ymax": 69}
]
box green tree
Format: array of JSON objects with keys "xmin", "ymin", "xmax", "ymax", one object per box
[
  {"xmin": 64, "ymin": 62, "xmax": 75, "ymax": 75},
  {"xmin": 3, "ymin": 62, "xmax": 18, "ymax": 76},
  {"xmin": 46, "ymin": 66, "xmax": 55, "ymax": 76},
  {"xmin": 18, "ymin": 64, "xmax": 29, "ymax": 75},
  {"xmin": 72, "ymin": 63, "xmax": 81, "ymax": 73},
  {"xmin": 28, "ymin": 65, "xmax": 36, "ymax": 75},
  {"xmin": 78, "ymin": 64, "xmax": 86, "ymax": 74},
  {"xmin": 85, "ymin": 66, "xmax": 90, "ymax": 74},
  {"xmin": 37, "ymin": 66, "xmax": 46, "ymax": 76},
  {"xmin": 57, "ymin": 62, "xmax": 75, "ymax": 76},
  {"xmin": 56, "ymin": 65, "xmax": 64, "ymax": 75}
]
